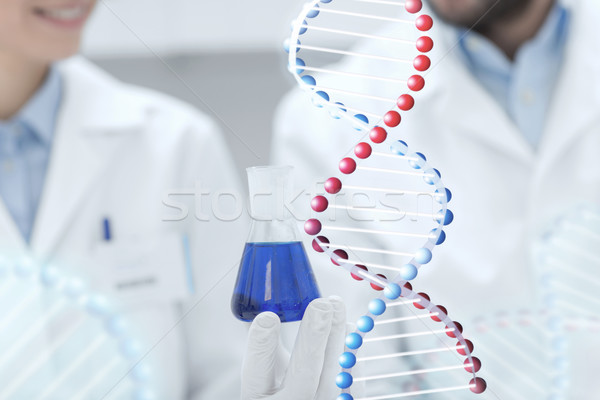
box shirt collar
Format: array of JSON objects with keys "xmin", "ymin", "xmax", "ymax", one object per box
[
  {"xmin": 17, "ymin": 66, "xmax": 62, "ymax": 146},
  {"xmin": 456, "ymin": 2, "xmax": 570, "ymax": 74}
]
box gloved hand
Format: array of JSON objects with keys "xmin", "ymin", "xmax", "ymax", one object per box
[{"xmin": 241, "ymin": 296, "xmax": 346, "ymax": 400}]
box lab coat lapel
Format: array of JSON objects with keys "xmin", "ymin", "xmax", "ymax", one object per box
[
  {"xmin": 30, "ymin": 111, "xmax": 103, "ymax": 258},
  {"xmin": 30, "ymin": 58, "xmax": 148, "ymax": 259},
  {"xmin": 537, "ymin": 0, "xmax": 600, "ymax": 174},
  {"xmin": 431, "ymin": 30, "xmax": 533, "ymax": 164}
]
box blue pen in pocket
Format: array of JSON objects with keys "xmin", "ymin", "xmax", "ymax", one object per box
[{"xmin": 102, "ymin": 217, "xmax": 112, "ymax": 242}]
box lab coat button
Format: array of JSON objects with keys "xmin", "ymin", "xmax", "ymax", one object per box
[
  {"xmin": 465, "ymin": 36, "xmax": 481, "ymax": 52},
  {"xmin": 520, "ymin": 89, "xmax": 536, "ymax": 105}
]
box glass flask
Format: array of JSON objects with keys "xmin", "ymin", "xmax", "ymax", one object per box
[{"xmin": 231, "ymin": 166, "xmax": 321, "ymax": 322}]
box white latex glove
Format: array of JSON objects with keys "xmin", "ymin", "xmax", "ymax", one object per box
[{"xmin": 241, "ymin": 296, "xmax": 346, "ymax": 400}]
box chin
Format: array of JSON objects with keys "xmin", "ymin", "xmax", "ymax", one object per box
[
  {"xmin": 426, "ymin": 0, "xmax": 490, "ymax": 26},
  {"xmin": 28, "ymin": 39, "xmax": 82, "ymax": 63},
  {"xmin": 426, "ymin": 0, "xmax": 531, "ymax": 28},
  {"xmin": 50, "ymin": 44, "xmax": 81, "ymax": 61}
]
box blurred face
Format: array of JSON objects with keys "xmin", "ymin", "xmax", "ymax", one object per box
[
  {"xmin": 0, "ymin": 0, "xmax": 96, "ymax": 63},
  {"xmin": 427, "ymin": 0, "xmax": 532, "ymax": 29}
]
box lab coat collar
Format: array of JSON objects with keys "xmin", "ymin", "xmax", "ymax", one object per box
[
  {"xmin": 423, "ymin": 0, "xmax": 598, "ymax": 166},
  {"xmin": 17, "ymin": 66, "xmax": 62, "ymax": 147},
  {"xmin": 56, "ymin": 56, "xmax": 150, "ymax": 132},
  {"xmin": 29, "ymin": 57, "xmax": 151, "ymax": 259},
  {"xmin": 426, "ymin": 24, "xmax": 534, "ymax": 164},
  {"xmin": 537, "ymin": 0, "xmax": 600, "ymax": 170}
]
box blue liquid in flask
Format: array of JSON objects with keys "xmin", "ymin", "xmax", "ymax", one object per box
[{"xmin": 231, "ymin": 241, "xmax": 321, "ymax": 322}]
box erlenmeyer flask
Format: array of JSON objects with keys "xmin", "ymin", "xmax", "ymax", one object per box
[{"xmin": 231, "ymin": 166, "xmax": 321, "ymax": 322}]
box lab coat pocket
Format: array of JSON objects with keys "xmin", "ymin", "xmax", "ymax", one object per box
[{"xmin": 92, "ymin": 232, "xmax": 192, "ymax": 309}]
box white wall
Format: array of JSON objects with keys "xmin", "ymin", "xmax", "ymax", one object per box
[{"xmin": 82, "ymin": 0, "xmax": 306, "ymax": 57}]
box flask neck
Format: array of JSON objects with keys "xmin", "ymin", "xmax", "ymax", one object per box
[
  {"xmin": 246, "ymin": 166, "xmax": 301, "ymax": 243},
  {"xmin": 247, "ymin": 219, "xmax": 301, "ymax": 243}
]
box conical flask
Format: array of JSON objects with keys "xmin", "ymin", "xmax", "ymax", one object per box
[{"xmin": 231, "ymin": 166, "xmax": 321, "ymax": 322}]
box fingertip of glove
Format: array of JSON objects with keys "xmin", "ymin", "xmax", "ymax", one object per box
[
  {"xmin": 308, "ymin": 297, "xmax": 334, "ymax": 313},
  {"xmin": 254, "ymin": 311, "xmax": 280, "ymax": 329}
]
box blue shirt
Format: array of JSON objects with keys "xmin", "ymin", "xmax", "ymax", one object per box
[
  {"xmin": 457, "ymin": 4, "xmax": 570, "ymax": 148},
  {"xmin": 0, "ymin": 67, "xmax": 62, "ymax": 243}
]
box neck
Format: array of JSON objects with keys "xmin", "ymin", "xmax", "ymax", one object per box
[
  {"xmin": 479, "ymin": 0, "xmax": 555, "ymax": 60},
  {"xmin": 0, "ymin": 53, "xmax": 49, "ymax": 120}
]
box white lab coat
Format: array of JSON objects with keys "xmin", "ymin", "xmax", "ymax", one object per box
[
  {"xmin": 272, "ymin": 0, "xmax": 600, "ymax": 397},
  {"xmin": 0, "ymin": 57, "xmax": 248, "ymax": 399}
]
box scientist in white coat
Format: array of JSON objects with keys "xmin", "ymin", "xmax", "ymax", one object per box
[
  {"xmin": 272, "ymin": 0, "xmax": 600, "ymax": 396},
  {"xmin": 0, "ymin": 1, "xmax": 348, "ymax": 398},
  {"xmin": 0, "ymin": 1, "xmax": 259, "ymax": 398}
]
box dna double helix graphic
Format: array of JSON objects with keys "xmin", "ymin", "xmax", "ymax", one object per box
[
  {"xmin": 285, "ymin": 0, "xmax": 485, "ymax": 398},
  {"xmin": 0, "ymin": 255, "xmax": 154, "ymax": 399},
  {"xmin": 537, "ymin": 205, "xmax": 600, "ymax": 323},
  {"xmin": 534, "ymin": 204, "xmax": 600, "ymax": 398}
]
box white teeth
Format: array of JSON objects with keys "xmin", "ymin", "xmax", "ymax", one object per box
[{"xmin": 39, "ymin": 6, "xmax": 86, "ymax": 21}]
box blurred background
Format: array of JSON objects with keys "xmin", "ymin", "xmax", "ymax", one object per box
[{"xmin": 81, "ymin": 0, "xmax": 307, "ymax": 178}]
